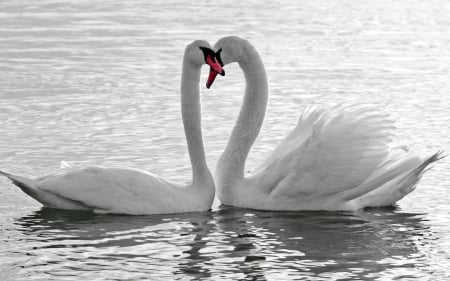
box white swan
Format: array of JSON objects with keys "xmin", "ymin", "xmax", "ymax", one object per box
[
  {"xmin": 209, "ymin": 36, "xmax": 442, "ymax": 211},
  {"xmin": 0, "ymin": 40, "xmax": 224, "ymax": 215}
]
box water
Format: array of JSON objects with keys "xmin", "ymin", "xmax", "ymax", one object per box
[{"xmin": 1, "ymin": 0, "xmax": 449, "ymax": 280}]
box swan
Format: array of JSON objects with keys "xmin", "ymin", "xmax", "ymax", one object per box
[
  {"xmin": 209, "ymin": 36, "xmax": 442, "ymax": 211},
  {"xmin": 0, "ymin": 40, "xmax": 224, "ymax": 215}
]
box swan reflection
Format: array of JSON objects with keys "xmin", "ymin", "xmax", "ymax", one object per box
[{"xmin": 13, "ymin": 207, "xmax": 435, "ymax": 280}]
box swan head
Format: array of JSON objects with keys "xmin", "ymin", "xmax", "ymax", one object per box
[
  {"xmin": 205, "ymin": 36, "xmax": 250, "ymax": 88},
  {"xmin": 184, "ymin": 40, "xmax": 225, "ymax": 88},
  {"xmin": 214, "ymin": 36, "xmax": 249, "ymax": 65}
]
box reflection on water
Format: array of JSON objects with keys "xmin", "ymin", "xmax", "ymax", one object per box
[
  {"xmin": 2, "ymin": 207, "xmax": 439, "ymax": 280},
  {"xmin": 1, "ymin": 0, "xmax": 450, "ymax": 279},
  {"xmin": 13, "ymin": 210, "xmax": 215, "ymax": 280}
]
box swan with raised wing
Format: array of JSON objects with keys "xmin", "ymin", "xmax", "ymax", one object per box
[
  {"xmin": 0, "ymin": 40, "xmax": 224, "ymax": 215},
  {"xmin": 209, "ymin": 36, "xmax": 441, "ymax": 211}
]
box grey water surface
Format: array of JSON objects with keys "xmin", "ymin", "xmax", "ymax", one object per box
[{"xmin": 1, "ymin": 0, "xmax": 449, "ymax": 280}]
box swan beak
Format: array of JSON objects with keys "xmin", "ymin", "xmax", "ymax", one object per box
[
  {"xmin": 205, "ymin": 55, "xmax": 225, "ymax": 89},
  {"xmin": 206, "ymin": 55, "xmax": 225, "ymax": 76},
  {"xmin": 206, "ymin": 69, "xmax": 219, "ymax": 89}
]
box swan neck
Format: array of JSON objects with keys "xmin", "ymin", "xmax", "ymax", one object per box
[
  {"xmin": 180, "ymin": 59, "xmax": 212, "ymax": 186},
  {"xmin": 218, "ymin": 43, "xmax": 268, "ymax": 180}
]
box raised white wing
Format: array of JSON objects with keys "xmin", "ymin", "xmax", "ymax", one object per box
[{"xmin": 253, "ymin": 104, "xmax": 397, "ymax": 200}]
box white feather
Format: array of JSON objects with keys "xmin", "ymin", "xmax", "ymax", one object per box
[{"xmin": 213, "ymin": 36, "xmax": 442, "ymax": 211}]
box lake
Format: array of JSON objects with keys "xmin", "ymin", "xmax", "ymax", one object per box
[{"xmin": 1, "ymin": 0, "xmax": 449, "ymax": 280}]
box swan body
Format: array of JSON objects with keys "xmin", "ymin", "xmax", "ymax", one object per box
[
  {"xmin": 212, "ymin": 36, "xmax": 442, "ymax": 211},
  {"xmin": 0, "ymin": 167, "xmax": 209, "ymax": 214},
  {"xmin": 0, "ymin": 40, "xmax": 223, "ymax": 215}
]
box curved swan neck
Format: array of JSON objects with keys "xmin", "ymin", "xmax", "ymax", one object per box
[
  {"xmin": 180, "ymin": 57, "xmax": 211, "ymax": 185},
  {"xmin": 218, "ymin": 43, "xmax": 269, "ymax": 180}
]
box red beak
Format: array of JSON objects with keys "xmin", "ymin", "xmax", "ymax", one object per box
[
  {"xmin": 206, "ymin": 69, "xmax": 219, "ymax": 89},
  {"xmin": 205, "ymin": 55, "xmax": 225, "ymax": 89}
]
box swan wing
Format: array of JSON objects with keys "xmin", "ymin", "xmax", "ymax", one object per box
[
  {"xmin": 37, "ymin": 167, "xmax": 187, "ymax": 214},
  {"xmin": 255, "ymin": 104, "xmax": 396, "ymax": 200}
]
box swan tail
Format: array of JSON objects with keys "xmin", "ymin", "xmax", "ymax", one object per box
[
  {"xmin": 416, "ymin": 151, "xmax": 445, "ymax": 174},
  {"xmin": 0, "ymin": 170, "xmax": 40, "ymax": 197},
  {"xmin": 350, "ymin": 151, "xmax": 444, "ymax": 208},
  {"xmin": 0, "ymin": 170, "xmax": 91, "ymax": 210},
  {"xmin": 400, "ymin": 151, "xmax": 444, "ymax": 193}
]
